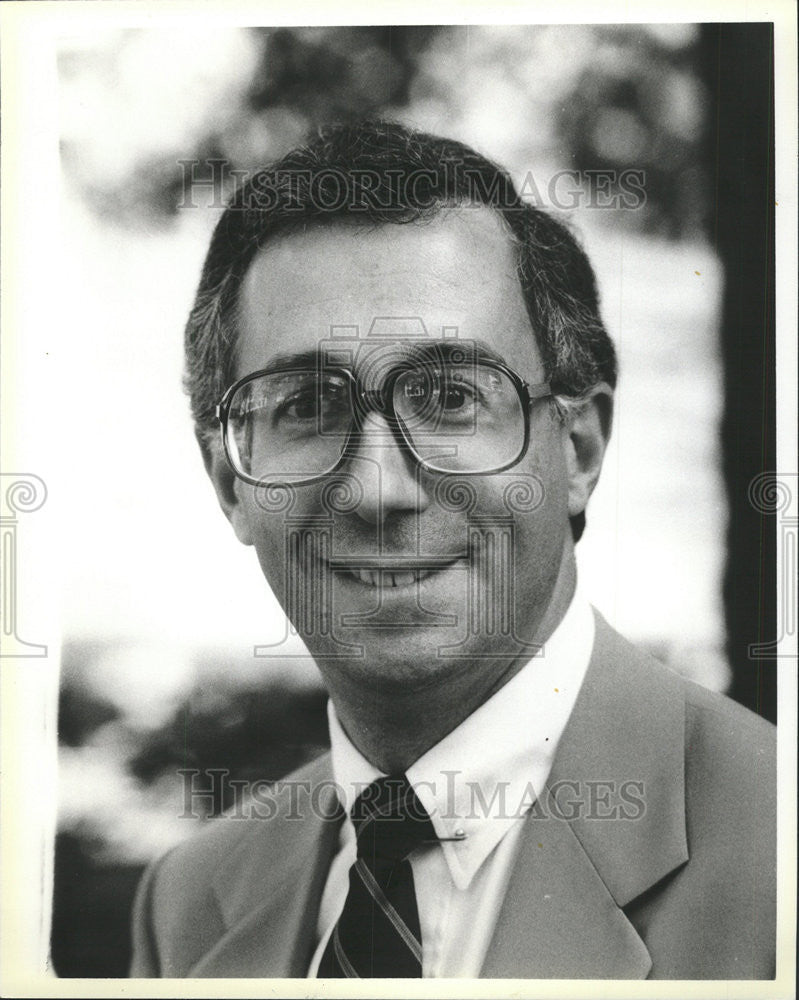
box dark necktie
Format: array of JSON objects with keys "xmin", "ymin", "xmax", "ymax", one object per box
[{"xmin": 317, "ymin": 774, "xmax": 437, "ymax": 978}]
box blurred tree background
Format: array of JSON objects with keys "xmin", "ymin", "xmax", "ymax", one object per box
[
  {"xmin": 60, "ymin": 24, "xmax": 713, "ymax": 234},
  {"xmin": 53, "ymin": 23, "xmax": 775, "ymax": 976}
]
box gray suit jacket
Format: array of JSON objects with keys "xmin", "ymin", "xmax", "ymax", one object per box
[{"xmin": 129, "ymin": 614, "xmax": 776, "ymax": 978}]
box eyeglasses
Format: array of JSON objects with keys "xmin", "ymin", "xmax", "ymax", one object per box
[{"xmin": 216, "ymin": 355, "xmax": 552, "ymax": 486}]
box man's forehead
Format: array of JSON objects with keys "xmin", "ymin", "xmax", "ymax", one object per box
[
  {"xmin": 235, "ymin": 207, "xmax": 540, "ymax": 381},
  {"xmin": 240, "ymin": 209, "xmax": 517, "ymax": 315}
]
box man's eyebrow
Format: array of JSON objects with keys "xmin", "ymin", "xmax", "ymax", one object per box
[
  {"xmin": 411, "ymin": 339, "xmax": 510, "ymax": 366},
  {"xmin": 254, "ymin": 340, "xmax": 511, "ymax": 374},
  {"xmin": 259, "ymin": 349, "xmax": 323, "ymax": 372}
]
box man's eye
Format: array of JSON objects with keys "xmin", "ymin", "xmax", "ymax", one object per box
[
  {"xmin": 440, "ymin": 378, "xmax": 479, "ymax": 412},
  {"xmin": 284, "ymin": 389, "xmax": 320, "ymax": 420},
  {"xmin": 441, "ymin": 383, "xmax": 474, "ymax": 410},
  {"xmin": 277, "ymin": 383, "xmax": 349, "ymax": 423}
]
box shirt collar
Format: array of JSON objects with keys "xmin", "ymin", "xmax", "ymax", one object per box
[{"xmin": 327, "ymin": 584, "xmax": 595, "ymax": 890}]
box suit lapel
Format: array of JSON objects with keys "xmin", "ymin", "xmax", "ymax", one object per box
[
  {"xmin": 190, "ymin": 754, "xmax": 343, "ymax": 977},
  {"xmin": 481, "ymin": 808, "xmax": 652, "ymax": 978},
  {"xmin": 185, "ymin": 615, "xmax": 689, "ymax": 979},
  {"xmin": 483, "ymin": 612, "xmax": 688, "ymax": 978}
]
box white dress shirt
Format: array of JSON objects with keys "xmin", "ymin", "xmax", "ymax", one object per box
[{"xmin": 308, "ymin": 587, "xmax": 595, "ymax": 978}]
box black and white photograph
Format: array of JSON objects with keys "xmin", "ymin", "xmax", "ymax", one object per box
[{"xmin": 0, "ymin": 2, "xmax": 795, "ymax": 996}]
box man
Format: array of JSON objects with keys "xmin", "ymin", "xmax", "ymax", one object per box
[{"xmin": 130, "ymin": 121, "xmax": 775, "ymax": 979}]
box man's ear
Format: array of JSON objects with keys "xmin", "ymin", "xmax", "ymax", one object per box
[
  {"xmin": 196, "ymin": 430, "xmax": 254, "ymax": 546},
  {"xmin": 562, "ymin": 383, "xmax": 614, "ymax": 519}
]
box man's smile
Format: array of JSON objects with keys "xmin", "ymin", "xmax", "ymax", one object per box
[
  {"xmin": 347, "ymin": 568, "xmax": 437, "ymax": 588},
  {"xmin": 326, "ymin": 555, "xmax": 467, "ymax": 591}
]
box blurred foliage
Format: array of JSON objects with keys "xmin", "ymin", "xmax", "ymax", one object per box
[
  {"xmin": 59, "ymin": 24, "xmax": 710, "ymax": 238},
  {"xmin": 55, "ymin": 641, "xmax": 329, "ymax": 976},
  {"xmin": 58, "ymin": 684, "xmax": 120, "ymax": 748},
  {"xmin": 59, "ymin": 642, "xmax": 329, "ymax": 831},
  {"xmin": 558, "ymin": 26, "xmax": 709, "ymax": 238},
  {"xmin": 129, "ymin": 675, "xmax": 329, "ymax": 815},
  {"xmin": 247, "ymin": 26, "xmax": 442, "ymax": 118}
]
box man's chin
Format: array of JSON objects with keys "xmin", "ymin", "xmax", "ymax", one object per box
[{"xmin": 301, "ymin": 624, "xmax": 536, "ymax": 696}]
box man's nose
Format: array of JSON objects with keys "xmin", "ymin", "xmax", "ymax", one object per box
[{"xmin": 343, "ymin": 412, "xmax": 430, "ymax": 525}]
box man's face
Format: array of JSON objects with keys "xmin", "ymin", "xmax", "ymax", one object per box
[{"xmin": 211, "ymin": 208, "xmax": 591, "ymax": 702}]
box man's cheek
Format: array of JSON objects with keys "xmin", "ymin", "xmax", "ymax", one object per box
[{"xmin": 249, "ymin": 517, "xmax": 293, "ymax": 604}]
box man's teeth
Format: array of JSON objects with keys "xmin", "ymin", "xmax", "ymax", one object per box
[{"xmin": 350, "ymin": 568, "xmax": 434, "ymax": 587}]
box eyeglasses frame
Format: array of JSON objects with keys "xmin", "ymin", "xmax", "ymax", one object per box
[{"xmin": 216, "ymin": 357, "xmax": 553, "ymax": 487}]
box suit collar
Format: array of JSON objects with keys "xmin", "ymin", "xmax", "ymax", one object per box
[
  {"xmin": 547, "ymin": 610, "xmax": 688, "ymax": 907},
  {"xmin": 483, "ymin": 610, "xmax": 688, "ymax": 978}
]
